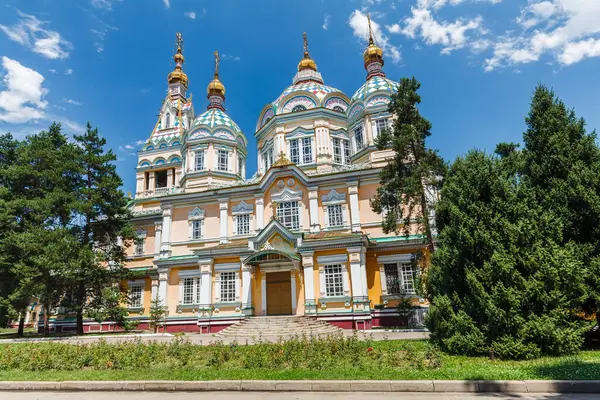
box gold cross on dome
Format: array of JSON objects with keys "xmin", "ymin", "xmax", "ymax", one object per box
[
  {"xmin": 176, "ymin": 32, "xmax": 183, "ymax": 50},
  {"xmin": 214, "ymin": 50, "xmax": 220, "ymax": 77},
  {"xmin": 367, "ymin": 14, "xmax": 375, "ymax": 45},
  {"xmin": 303, "ymin": 32, "xmax": 309, "ymax": 56}
]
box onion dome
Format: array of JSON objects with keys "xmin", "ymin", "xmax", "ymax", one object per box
[
  {"xmin": 206, "ymin": 51, "xmax": 226, "ymax": 111},
  {"xmin": 297, "ymin": 32, "xmax": 317, "ymax": 72},
  {"xmin": 168, "ymin": 33, "xmax": 189, "ymax": 87},
  {"xmin": 363, "ymin": 14, "xmax": 385, "ymax": 80}
]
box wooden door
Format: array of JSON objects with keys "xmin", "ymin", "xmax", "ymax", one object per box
[{"xmin": 266, "ymin": 271, "xmax": 292, "ymax": 315}]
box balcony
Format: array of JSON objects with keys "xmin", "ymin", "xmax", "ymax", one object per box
[{"xmin": 136, "ymin": 186, "xmax": 184, "ymax": 199}]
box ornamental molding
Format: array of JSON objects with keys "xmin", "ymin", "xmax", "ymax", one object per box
[
  {"xmin": 271, "ymin": 186, "xmax": 303, "ymax": 202},
  {"xmin": 232, "ymin": 200, "xmax": 254, "ymax": 215},
  {"xmin": 321, "ymin": 189, "xmax": 346, "ymax": 205},
  {"xmin": 188, "ymin": 206, "xmax": 205, "ymax": 220}
]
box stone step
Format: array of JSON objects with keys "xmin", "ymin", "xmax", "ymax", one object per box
[{"xmin": 216, "ymin": 316, "xmax": 343, "ymax": 338}]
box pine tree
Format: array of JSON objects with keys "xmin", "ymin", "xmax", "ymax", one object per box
[
  {"xmin": 371, "ymin": 77, "xmax": 445, "ymax": 251},
  {"xmin": 149, "ymin": 294, "xmax": 167, "ymax": 333},
  {"xmin": 70, "ymin": 123, "xmax": 133, "ymax": 335}
]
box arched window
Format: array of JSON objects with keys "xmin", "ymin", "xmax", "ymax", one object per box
[
  {"xmin": 291, "ymin": 105, "xmax": 306, "ymax": 113},
  {"xmin": 165, "ymin": 113, "xmax": 171, "ymax": 128},
  {"xmin": 333, "ymin": 106, "xmax": 344, "ymax": 113}
]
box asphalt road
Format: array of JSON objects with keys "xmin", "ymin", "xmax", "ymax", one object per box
[{"xmin": 3, "ymin": 392, "xmax": 598, "ymax": 400}]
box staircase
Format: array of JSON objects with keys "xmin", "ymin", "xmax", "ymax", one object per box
[{"xmin": 216, "ymin": 316, "xmax": 343, "ymax": 339}]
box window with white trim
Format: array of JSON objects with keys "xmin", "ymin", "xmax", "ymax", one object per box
[
  {"xmin": 195, "ymin": 150, "xmax": 204, "ymax": 171},
  {"xmin": 128, "ymin": 285, "xmax": 143, "ymax": 308},
  {"xmin": 218, "ymin": 150, "xmax": 229, "ymax": 171},
  {"xmin": 165, "ymin": 113, "xmax": 171, "ymax": 128},
  {"xmin": 324, "ymin": 264, "xmax": 344, "ymax": 297},
  {"xmin": 236, "ymin": 214, "xmax": 250, "ymax": 235},
  {"xmin": 277, "ymin": 201, "xmax": 300, "ymax": 230},
  {"xmin": 374, "ymin": 118, "xmax": 390, "ymax": 139},
  {"xmin": 237, "ymin": 156, "xmax": 244, "ymax": 178},
  {"xmin": 384, "ymin": 262, "xmax": 416, "ymax": 295},
  {"xmin": 134, "ymin": 238, "xmax": 144, "ymax": 255},
  {"xmin": 332, "ymin": 138, "xmax": 351, "ymax": 165},
  {"xmin": 220, "ymin": 272, "xmax": 236, "ymax": 302},
  {"xmin": 182, "ymin": 277, "xmax": 201, "ymax": 305},
  {"xmin": 354, "ymin": 125, "xmax": 365, "ymax": 152},
  {"xmin": 327, "ymin": 204, "xmax": 344, "ymax": 227},
  {"xmin": 288, "ymin": 137, "xmax": 313, "ymax": 165},
  {"xmin": 263, "ymin": 147, "xmax": 274, "ymax": 171},
  {"xmin": 192, "ymin": 220, "xmax": 202, "ymax": 239}
]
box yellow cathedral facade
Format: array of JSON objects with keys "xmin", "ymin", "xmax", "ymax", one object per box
[{"xmin": 116, "ymin": 27, "xmax": 431, "ymax": 333}]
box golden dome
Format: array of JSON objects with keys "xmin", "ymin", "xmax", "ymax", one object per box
[
  {"xmin": 168, "ymin": 44, "xmax": 188, "ymax": 87},
  {"xmin": 363, "ymin": 42, "xmax": 383, "ymax": 64},
  {"xmin": 207, "ymin": 76, "xmax": 226, "ymax": 96},
  {"xmin": 298, "ymin": 56, "xmax": 317, "ymax": 71}
]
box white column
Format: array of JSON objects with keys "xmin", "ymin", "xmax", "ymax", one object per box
[
  {"xmin": 255, "ymin": 195, "xmax": 264, "ymax": 231},
  {"xmin": 166, "ymin": 169, "xmax": 174, "ymax": 188},
  {"xmin": 158, "ymin": 268, "xmax": 168, "ymax": 307},
  {"xmin": 160, "ymin": 205, "xmax": 172, "ymax": 258},
  {"xmin": 149, "ymin": 172, "xmax": 156, "ymax": 191},
  {"xmin": 261, "ymin": 273, "xmax": 267, "ymax": 315},
  {"xmin": 219, "ymin": 198, "xmax": 229, "ymax": 244},
  {"xmin": 302, "ymin": 253, "xmax": 315, "ymax": 302},
  {"xmin": 199, "ymin": 259, "xmax": 213, "ymax": 306},
  {"xmin": 348, "ymin": 248, "xmax": 364, "ymax": 298},
  {"xmin": 151, "ymin": 279, "xmax": 159, "ymax": 300},
  {"xmin": 290, "ymin": 270, "xmax": 297, "ymax": 314},
  {"xmin": 154, "ymin": 221, "xmax": 162, "ymax": 260},
  {"xmin": 347, "ymin": 182, "xmax": 361, "ymax": 232},
  {"xmin": 241, "ymin": 263, "xmax": 252, "ymax": 314},
  {"xmin": 360, "ymin": 248, "xmax": 368, "ymax": 300},
  {"xmin": 308, "ymin": 186, "xmax": 320, "ymax": 233},
  {"xmin": 136, "ymin": 175, "xmax": 145, "ymax": 195}
]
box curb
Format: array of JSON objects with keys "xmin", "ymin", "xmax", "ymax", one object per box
[{"xmin": 1, "ymin": 380, "xmax": 600, "ymax": 392}]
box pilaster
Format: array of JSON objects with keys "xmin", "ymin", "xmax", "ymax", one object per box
[
  {"xmin": 160, "ymin": 205, "xmax": 173, "ymax": 258},
  {"xmin": 219, "ymin": 198, "xmax": 229, "ymax": 244},
  {"xmin": 255, "ymin": 195, "xmax": 264, "ymax": 231},
  {"xmin": 157, "ymin": 268, "xmax": 169, "ymax": 307},
  {"xmin": 154, "ymin": 221, "xmax": 162, "ymax": 260},
  {"xmin": 241, "ymin": 262, "xmax": 253, "ymax": 315},
  {"xmin": 347, "ymin": 181, "xmax": 361, "ymax": 233},
  {"xmin": 290, "ymin": 270, "xmax": 297, "ymax": 314},
  {"xmin": 302, "ymin": 252, "xmax": 316, "ymax": 314},
  {"xmin": 198, "ymin": 258, "xmax": 213, "ymax": 318},
  {"xmin": 308, "ymin": 186, "xmax": 320, "ymax": 233}
]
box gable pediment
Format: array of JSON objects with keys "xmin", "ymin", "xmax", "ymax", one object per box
[{"xmin": 248, "ymin": 218, "xmax": 301, "ymax": 252}]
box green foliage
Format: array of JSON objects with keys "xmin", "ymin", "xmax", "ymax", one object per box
[
  {"xmin": 371, "ymin": 77, "xmax": 445, "ymax": 246},
  {"xmin": 427, "ymin": 84, "xmax": 600, "ymax": 359},
  {"xmin": 86, "ymin": 287, "xmax": 138, "ymax": 332},
  {"xmin": 148, "ymin": 295, "xmax": 167, "ymax": 333}
]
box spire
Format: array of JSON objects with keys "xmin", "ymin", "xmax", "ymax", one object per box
[
  {"xmin": 206, "ymin": 50, "xmax": 226, "ymax": 111},
  {"xmin": 297, "ymin": 32, "xmax": 317, "ymax": 72},
  {"xmin": 168, "ymin": 32, "xmax": 189, "ymax": 89},
  {"xmin": 363, "ymin": 14, "xmax": 385, "ymax": 80}
]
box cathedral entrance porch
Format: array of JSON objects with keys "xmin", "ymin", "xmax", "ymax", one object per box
[{"xmin": 266, "ymin": 271, "xmax": 292, "ymax": 315}]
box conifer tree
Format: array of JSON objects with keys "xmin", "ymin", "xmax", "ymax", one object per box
[
  {"xmin": 69, "ymin": 123, "xmax": 133, "ymax": 335},
  {"xmin": 371, "ymin": 77, "xmax": 445, "ymax": 251}
]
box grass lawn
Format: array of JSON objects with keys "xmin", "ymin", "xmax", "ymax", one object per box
[{"xmin": 0, "ymin": 339, "xmax": 599, "ymax": 381}]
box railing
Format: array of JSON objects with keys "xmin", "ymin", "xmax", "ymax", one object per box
[{"xmin": 135, "ymin": 186, "xmax": 184, "ymax": 199}]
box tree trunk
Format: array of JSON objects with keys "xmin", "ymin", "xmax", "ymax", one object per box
[
  {"xmin": 17, "ymin": 313, "xmax": 25, "ymax": 337},
  {"xmin": 76, "ymin": 282, "xmax": 85, "ymax": 335},
  {"xmin": 43, "ymin": 306, "xmax": 50, "ymax": 337},
  {"xmin": 76, "ymin": 309, "xmax": 84, "ymax": 335}
]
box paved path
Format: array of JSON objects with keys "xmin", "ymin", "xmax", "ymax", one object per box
[
  {"xmin": 0, "ymin": 330, "xmax": 429, "ymax": 344},
  {"xmin": 4, "ymin": 392, "xmax": 595, "ymax": 400}
]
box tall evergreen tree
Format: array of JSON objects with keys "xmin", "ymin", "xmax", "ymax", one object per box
[
  {"xmin": 371, "ymin": 77, "xmax": 445, "ymax": 250},
  {"xmin": 69, "ymin": 123, "xmax": 133, "ymax": 335},
  {"xmin": 521, "ymin": 86, "xmax": 600, "ymax": 321}
]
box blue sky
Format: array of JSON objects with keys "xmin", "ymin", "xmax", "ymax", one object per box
[{"xmin": 1, "ymin": 0, "xmax": 600, "ymax": 194}]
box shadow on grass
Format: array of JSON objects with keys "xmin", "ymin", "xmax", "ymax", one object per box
[{"xmin": 531, "ymin": 359, "xmax": 600, "ymax": 381}]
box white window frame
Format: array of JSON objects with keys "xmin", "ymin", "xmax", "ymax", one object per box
[
  {"xmin": 182, "ymin": 276, "xmax": 201, "ymax": 305},
  {"xmin": 134, "ymin": 229, "xmax": 146, "ymax": 255},
  {"xmin": 321, "ymin": 190, "xmax": 349, "ymax": 229},
  {"xmin": 128, "ymin": 283, "xmax": 144, "ymax": 308},
  {"xmin": 324, "ymin": 264, "xmax": 345, "ymax": 297},
  {"xmin": 220, "ymin": 271, "xmax": 237, "ymax": 303},
  {"xmin": 217, "ymin": 149, "xmax": 229, "ymax": 171},
  {"xmin": 237, "ymin": 156, "xmax": 245, "ymax": 178},
  {"xmin": 332, "ymin": 137, "xmax": 350, "ymax": 165},
  {"xmin": 263, "ymin": 147, "xmax": 274, "ymax": 172},
  {"xmin": 277, "ymin": 201, "xmax": 300, "ymax": 230},
  {"xmin": 327, "ymin": 204, "xmax": 344, "ymax": 228},
  {"xmin": 288, "ymin": 136, "xmax": 314, "ymax": 165},
  {"xmin": 235, "ymin": 213, "xmax": 251, "ymax": 235},
  {"xmin": 195, "ymin": 150, "xmax": 205, "ymax": 171},
  {"xmin": 192, "ymin": 220, "xmax": 202, "ymax": 240},
  {"xmin": 353, "ymin": 125, "xmax": 365, "ymax": 152},
  {"xmin": 373, "ymin": 118, "xmax": 390, "ymax": 140},
  {"xmin": 165, "ymin": 112, "xmax": 171, "ymax": 128},
  {"xmin": 378, "ymin": 254, "xmax": 417, "ymax": 296},
  {"xmin": 188, "ymin": 206, "xmax": 205, "ymax": 240}
]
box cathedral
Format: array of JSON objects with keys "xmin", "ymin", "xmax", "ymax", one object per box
[{"xmin": 109, "ymin": 25, "xmax": 429, "ymax": 333}]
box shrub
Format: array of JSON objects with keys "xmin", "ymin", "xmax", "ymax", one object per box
[{"xmin": 491, "ymin": 336, "xmax": 541, "ymax": 360}]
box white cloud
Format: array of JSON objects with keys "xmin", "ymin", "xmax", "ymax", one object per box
[
  {"xmin": 63, "ymin": 98, "xmax": 82, "ymax": 106},
  {"xmin": 118, "ymin": 139, "xmax": 146, "ymax": 155},
  {"xmin": 485, "ymin": 1, "xmax": 600, "ymax": 70},
  {"xmin": 0, "ymin": 11, "xmax": 72, "ymax": 59},
  {"xmin": 348, "ymin": 10, "xmax": 402, "ymax": 63},
  {"xmin": 90, "ymin": 0, "xmax": 123, "ymax": 10},
  {"xmin": 184, "ymin": 11, "xmax": 196, "ymax": 20},
  {"xmin": 222, "ymin": 54, "xmax": 241, "ymax": 61},
  {"xmin": 90, "ymin": 21, "xmax": 118, "ymax": 54},
  {"xmin": 399, "ymin": 2, "xmax": 486, "ymax": 54},
  {"xmin": 387, "ymin": 23, "xmax": 401, "ymax": 33},
  {"xmin": 323, "ymin": 14, "xmax": 331, "ymax": 30},
  {"xmin": 140, "ymin": 88, "xmax": 151, "ymax": 94},
  {"xmin": 49, "ymin": 69, "xmax": 58, "ymax": 74},
  {"xmin": 0, "ymin": 57, "xmax": 47, "ymax": 124},
  {"xmin": 64, "ymin": 69, "xmax": 73, "ymax": 75},
  {"xmin": 163, "ymin": 0, "xmax": 170, "ymax": 8}
]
